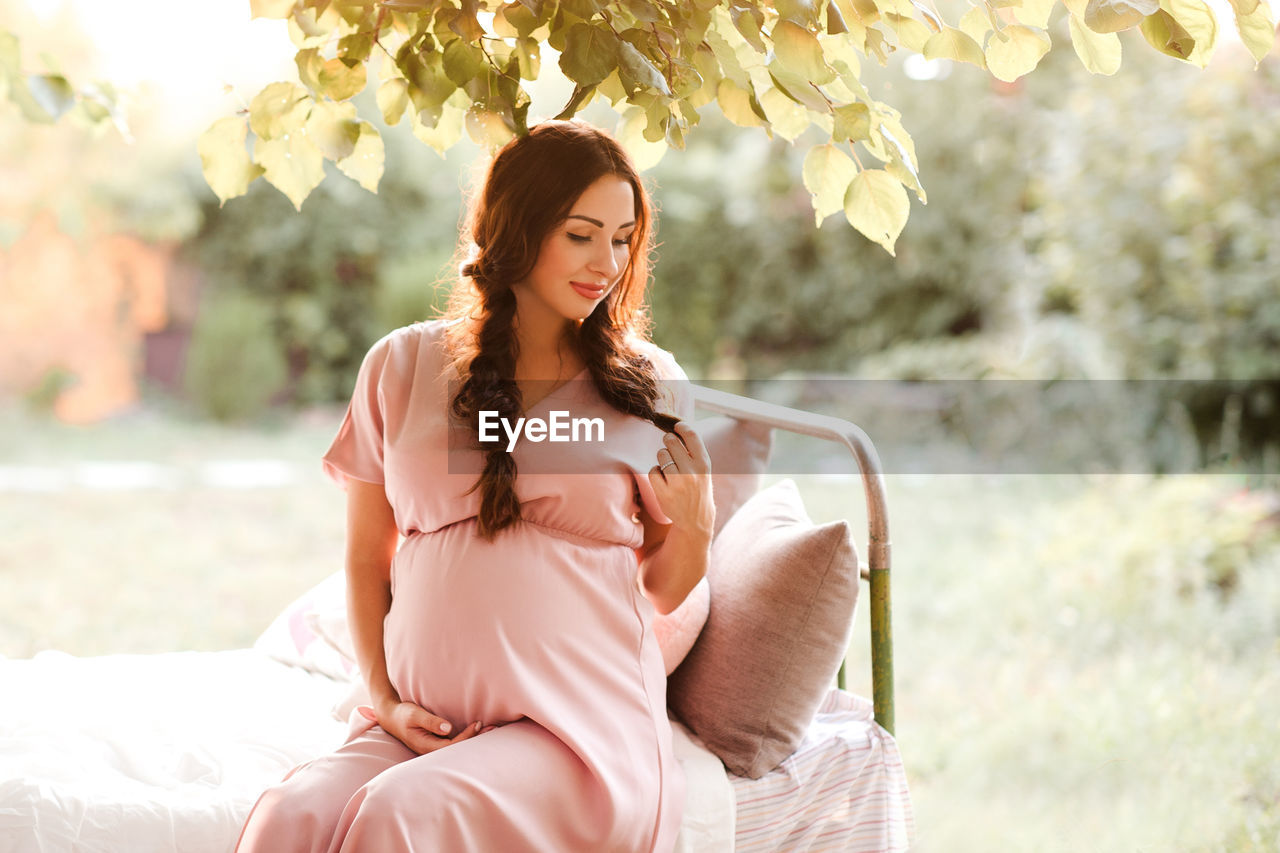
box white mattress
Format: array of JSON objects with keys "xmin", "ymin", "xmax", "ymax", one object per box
[{"xmin": 0, "ymin": 650, "xmax": 910, "ymax": 852}]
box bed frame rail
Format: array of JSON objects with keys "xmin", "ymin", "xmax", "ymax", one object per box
[{"xmin": 690, "ymin": 383, "xmax": 895, "ymax": 735}]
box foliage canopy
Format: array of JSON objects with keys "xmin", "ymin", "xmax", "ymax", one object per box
[
  {"xmin": 192, "ymin": 0, "xmax": 1274, "ymax": 254},
  {"xmin": 2, "ymin": 0, "xmax": 1275, "ymax": 255}
]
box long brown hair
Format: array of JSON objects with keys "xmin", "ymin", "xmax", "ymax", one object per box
[{"xmin": 438, "ymin": 120, "xmax": 677, "ymax": 541}]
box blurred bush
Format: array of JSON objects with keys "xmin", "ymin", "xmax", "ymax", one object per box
[{"xmin": 184, "ymin": 290, "xmax": 288, "ymax": 422}]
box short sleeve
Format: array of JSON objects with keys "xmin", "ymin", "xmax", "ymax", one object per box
[
  {"xmin": 321, "ymin": 334, "xmax": 394, "ymax": 488},
  {"xmin": 651, "ymin": 346, "xmax": 696, "ymax": 424}
]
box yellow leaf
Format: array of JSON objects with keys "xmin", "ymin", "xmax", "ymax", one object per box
[
  {"xmin": 337, "ymin": 121, "xmax": 384, "ymax": 193},
  {"xmin": 1230, "ymin": 0, "xmax": 1276, "ymax": 64},
  {"xmin": 803, "ymin": 144, "xmax": 857, "ymax": 225},
  {"xmin": 412, "ymin": 91, "xmax": 467, "ymax": 157},
  {"xmin": 1013, "ymin": 0, "xmax": 1060, "ymax": 29},
  {"xmin": 1084, "ymin": 0, "xmax": 1158, "ymax": 32},
  {"xmin": 615, "ymin": 105, "xmax": 668, "ymax": 171},
  {"xmin": 923, "ymin": 27, "xmax": 987, "ymax": 68},
  {"xmin": 319, "ymin": 57, "xmax": 366, "ymax": 101},
  {"xmin": 249, "ymin": 82, "xmax": 310, "ymax": 140},
  {"xmin": 306, "ymin": 98, "xmax": 360, "ymax": 160},
  {"xmin": 1140, "ymin": 9, "xmax": 1197, "ymax": 60},
  {"xmin": 464, "ymin": 106, "xmax": 514, "ymax": 152},
  {"xmin": 250, "ymin": 0, "xmax": 295, "ymax": 20},
  {"xmin": 985, "ymin": 24, "xmax": 1051, "ymax": 82},
  {"xmin": 716, "ymin": 78, "xmax": 766, "ymax": 127},
  {"xmin": 254, "ymin": 127, "xmax": 325, "ymax": 211},
  {"xmin": 771, "ymin": 20, "xmax": 837, "ymax": 83},
  {"xmin": 197, "ymin": 116, "xmax": 264, "ymax": 206},
  {"xmin": 1159, "ymin": 0, "xmax": 1217, "ymax": 66},
  {"xmin": 758, "ymin": 86, "xmax": 810, "ymax": 141},
  {"xmin": 844, "ymin": 169, "xmax": 910, "ymax": 256},
  {"xmin": 1069, "ymin": 12, "xmax": 1122, "ymax": 73},
  {"xmin": 378, "ymin": 78, "xmax": 410, "ymax": 125},
  {"xmin": 884, "ymin": 14, "xmax": 933, "ymax": 51},
  {"xmin": 959, "ymin": 6, "xmax": 992, "ymax": 44}
]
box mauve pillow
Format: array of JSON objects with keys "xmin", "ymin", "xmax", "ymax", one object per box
[
  {"xmin": 695, "ymin": 415, "xmax": 773, "ymax": 538},
  {"xmin": 666, "ymin": 478, "xmax": 859, "ymax": 779}
]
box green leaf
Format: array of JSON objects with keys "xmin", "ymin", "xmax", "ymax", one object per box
[
  {"xmin": 832, "ymin": 102, "xmax": 871, "ymax": 141},
  {"xmin": 250, "ymin": 82, "xmax": 311, "ymax": 139},
  {"xmin": 515, "ymin": 37, "xmax": 541, "ymax": 78},
  {"xmin": 412, "ymin": 90, "xmax": 467, "ymax": 155},
  {"xmin": 844, "ymin": 168, "xmax": 910, "ymax": 256},
  {"xmin": 802, "ymin": 143, "xmax": 857, "ymax": 225},
  {"xmin": 337, "ymin": 120, "xmax": 384, "ymax": 192},
  {"xmin": 1229, "ymin": 0, "xmax": 1276, "ymax": 64},
  {"xmin": 771, "ymin": 19, "xmax": 836, "ymax": 84},
  {"xmin": 306, "ymin": 98, "xmax": 361, "ymax": 160},
  {"xmin": 403, "ymin": 50, "xmax": 457, "ymax": 125},
  {"xmin": 1084, "ymin": 0, "xmax": 1159, "ymax": 33},
  {"xmin": 923, "ymin": 27, "xmax": 988, "ymax": 68},
  {"xmin": 559, "ymin": 22, "xmax": 619, "ymax": 86},
  {"xmin": 25, "ymin": 74, "xmax": 75, "ymax": 121},
  {"xmin": 1069, "ymin": 12, "xmax": 1122, "ymax": 73},
  {"xmin": 197, "ymin": 116, "xmax": 265, "ymax": 206},
  {"xmin": 338, "ymin": 32, "xmax": 374, "ymax": 66},
  {"xmin": 443, "ymin": 37, "xmax": 486, "ymax": 85},
  {"xmin": 378, "ymin": 77, "xmax": 410, "ymax": 124},
  {"xmin": 318, "ymin": 56, "xmax": 367, "ymax": 100},
  {"xmin": 250, "ymin": 0, "xmax": 296, "ymax": 19},
  {"xmin": 255, "ymin": 124, "xmax": 326, "ymax": 211},
  {"xmin": 618, "ymin": 41, "xmax": 671, "ymax": 95},
  {"xmin": 984, "ymin": 24, "xmax": 1051, "ymax": 82}
]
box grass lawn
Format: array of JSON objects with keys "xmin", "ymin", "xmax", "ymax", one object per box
[{"xmin": 2, "ymin": 403, "xmax": 1277, "ymax": 851}]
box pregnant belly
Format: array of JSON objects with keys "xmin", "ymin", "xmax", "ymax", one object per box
[{"xmin": 383, "ymin": 518, "xmax": 645, "ymax": 731}]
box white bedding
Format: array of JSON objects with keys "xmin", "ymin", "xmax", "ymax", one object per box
[{"xmin": 0, "ymin": 650, "xmax": 909, "ymax": 852}]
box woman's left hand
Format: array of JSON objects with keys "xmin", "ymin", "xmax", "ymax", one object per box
[{"xmin": 649, "ymin": 421, "xmax": 715, "ymax": 540}]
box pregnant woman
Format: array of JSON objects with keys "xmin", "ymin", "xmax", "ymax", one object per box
[{"xmin": 235, "ymin": 120, "xmax": 714, "ymax": 852}]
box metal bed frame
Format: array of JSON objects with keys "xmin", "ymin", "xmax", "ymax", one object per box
[{"xmin": 690, "ymin": 382, "xmax": 895, "ymax": 735}]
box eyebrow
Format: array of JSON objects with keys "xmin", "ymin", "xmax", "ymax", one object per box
[{"xmin": 567, "ymin": 214, "xmax": 636, "ymax": 230}]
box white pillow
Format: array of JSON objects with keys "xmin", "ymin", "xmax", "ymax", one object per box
[{"xmin": 252, "ymin": 571, "xmax": 356, "ymax": 682}]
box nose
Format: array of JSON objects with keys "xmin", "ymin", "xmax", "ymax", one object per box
[{"xmin": 587, "ymin": 238, "xmax": 622, "ymax": 280}]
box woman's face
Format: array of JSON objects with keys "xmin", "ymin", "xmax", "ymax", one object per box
[{"xmin": 513, "ymin": 174, "xmax": 637, "ymax": 328}]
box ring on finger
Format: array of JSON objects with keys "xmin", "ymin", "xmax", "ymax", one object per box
[{"xmin": 660, "ymin": 460, "xmax": 678, "ymax": 473}]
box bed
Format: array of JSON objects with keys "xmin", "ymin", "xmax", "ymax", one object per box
[{"xmin": 0, "ymin": 384, "xmax": 913, "ymax": 852}]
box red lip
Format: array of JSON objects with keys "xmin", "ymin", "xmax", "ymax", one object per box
[{"xmin": 570, "ymin": 282, "xmax": 606, "ymax": 299}]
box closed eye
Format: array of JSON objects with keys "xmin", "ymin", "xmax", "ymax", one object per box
[{"xmin": 568, "ymin": 233, "xmax": 635, "ymax": 247}]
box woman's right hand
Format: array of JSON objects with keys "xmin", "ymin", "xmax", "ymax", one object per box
[{"xmin": 376, "ymin": 698, "xmax": 485, "ymax": 755}]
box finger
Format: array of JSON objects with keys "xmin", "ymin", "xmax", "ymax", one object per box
[
  {"xmin": 411, "ymin": 706, "xmax": 455, "ymax": 736},
  {"xmin": 662, "ymin": 432, "xmax": 693, "ymax": 469},
  {"xmin": 672, "ymin": 421, "xmax": 710, "ymax": 466},
  {"xmin": 448, "ymin": 721, "xmax": 484, "ymax": 744}
]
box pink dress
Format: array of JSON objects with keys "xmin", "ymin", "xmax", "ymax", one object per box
[{"xmin": 235, "ymin": 318, "xmax": 694, "ymax": 853}]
